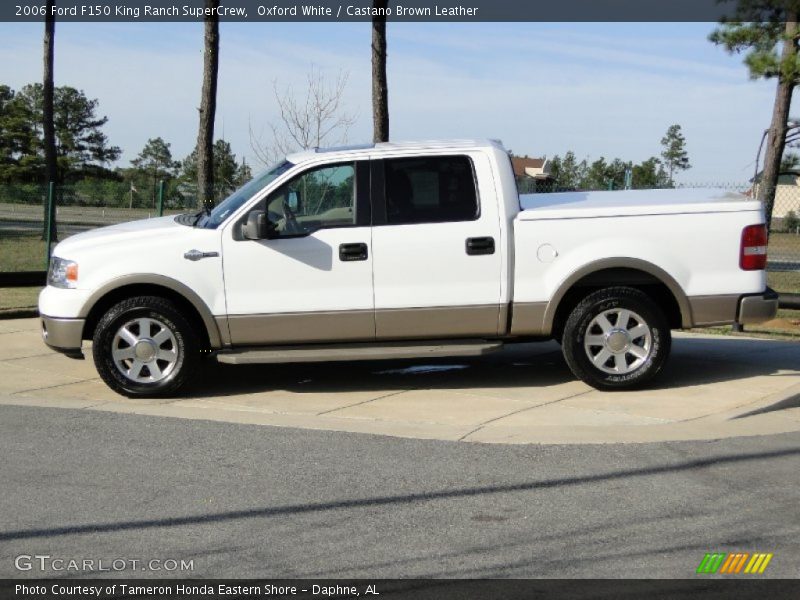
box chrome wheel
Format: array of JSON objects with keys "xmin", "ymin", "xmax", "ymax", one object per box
[
  {"xmin": 111, "ymin": 317, "xmax": 178, "ymax": 383},
  {"xmin": 583, "ymin": 308, "xmax": 652, "ymax": 375}
]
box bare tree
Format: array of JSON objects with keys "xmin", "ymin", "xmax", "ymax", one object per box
[
  {"xmin": 196, "ymin": 0, "xmax": 219, "ymax": 210},
  {"xmin": 250, "ymin": 67, "xmax": 356, "ymax": 166},
  {"xmin": 42, "ymin": 0, "xmax": 57, "ymax": 241},
  {"xmin": 371, "ymin": 0, "xmax": 389, "ymax": 143}
]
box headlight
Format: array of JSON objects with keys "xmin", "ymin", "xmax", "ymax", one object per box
[{"xmin": 47, "ymin": 257, "xmax": 79, "ymax": 289}]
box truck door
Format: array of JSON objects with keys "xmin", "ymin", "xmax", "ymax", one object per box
[
  {"xmin": 370, "ymin": 153, "xmax": 504, "ymax": 339},
  {"xmin": 221, "ymin": 160, "xmax": 374, "ymax": 345}
]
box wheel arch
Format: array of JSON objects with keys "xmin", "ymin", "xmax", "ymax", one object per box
[
  {"xmin": 79, "ymin": 275, "xmax": 222, "ymax": 349},
  {"xmin": 545, "ymin": 258, "xmax": 692, "ymax": 339}
]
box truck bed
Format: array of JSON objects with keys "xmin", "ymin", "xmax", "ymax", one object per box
[{"xmin": 518, "ymin": 188, "xmax": 760, "ymax": 220}]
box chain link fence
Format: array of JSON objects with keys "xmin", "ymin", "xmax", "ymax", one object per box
[
  {"xmin": 757, "ymin": 181, "xmax": 800, "ymax": 295},
  {"xmin": 0, "ymin": 182, "xmax": 200, "ymax": 276}
]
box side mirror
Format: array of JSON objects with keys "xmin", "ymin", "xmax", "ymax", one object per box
[{"xmin": 243, "ymin": 211, "xmax": 267, "ymax": 240}]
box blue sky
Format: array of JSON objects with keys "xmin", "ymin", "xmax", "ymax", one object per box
[{"xmin": 0, "ymin": 21, "xmax": 786, "ymax": 182}]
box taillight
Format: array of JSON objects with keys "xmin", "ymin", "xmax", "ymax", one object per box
[{"xmin": 740, "ymin": 224, "xmax": 768, "ymax": 270}]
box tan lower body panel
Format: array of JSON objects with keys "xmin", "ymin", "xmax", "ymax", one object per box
[
  {"xmin": 688, "ymin": 295, "xmax": 739, "ymax": 327},
  {"xmin": 223, "ymin": 304, "xmax": 502, "ymax": 345},
  {"xmin": 375, "ymin": 304, "xmax": 501, "ymax": 339},
  {"xmin": 509, "ymin": 302, "xmax": 549, "ymax": 336},
  {"xmin": 511, "ymin": 294, "xmax": 743, "ymax": 335},
  {"xmin": 226, "ymin": 310, "xmax": 375, "ymax": 345},
  {"xmin": 214, "ymin": 293, "xmax": 747, "ymax": 347}
]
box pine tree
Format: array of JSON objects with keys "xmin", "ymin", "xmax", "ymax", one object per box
[
  {"xmin": 371, "ymin": 0, "xmax": 389, "ymax": 143},
  {"xmin": 131, "ymin": 137, "xmax": 178, "ymax": 207},
  {"xmin": 196, "ymin": 0, "xmax": 219, "ymax": 209},
  {"xmin": 42, "ymin": 0, "xmax": 57, "ymax": 240},
  {"xmin": 660, "ymin": 124, "xmax": 691, "ymax": 185},
  {"xmin": 710, "ymin": 2, "xmax": 800, "ymax": 231}
]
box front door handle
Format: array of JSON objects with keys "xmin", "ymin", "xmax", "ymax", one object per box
[
  {"xmin": 339, "ymin": 242, "xmax": 369, "ymax": 262},
  {"xmin": 466, "ymin": 237, "xmax": 495, "ymax": 256},
  {"xmin": 184, "ymin": 249, "xmax": 220, "ymax": 261}
]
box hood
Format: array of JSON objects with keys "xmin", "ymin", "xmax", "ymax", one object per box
[{"xmin": 52, "ymin": 215, "xmax": 191, "ymax": 256}]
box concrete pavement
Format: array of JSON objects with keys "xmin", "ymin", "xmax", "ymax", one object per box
[{"xmin": 1, "ymin": 317, "xmax": 800, "ymax": 444}]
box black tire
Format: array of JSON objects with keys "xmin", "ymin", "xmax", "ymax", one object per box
[
  {"xmin": 92, "ymin": 295, "xmax": 200, "ymax": 398},
  {"xmin": 561, "ymin": 286, "xmax": 671, "ymax": 391}
]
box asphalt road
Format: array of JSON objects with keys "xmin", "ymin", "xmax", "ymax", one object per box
[{"xmin": 0, "ymin": 405, "xmax": 798, "ymax": 580}]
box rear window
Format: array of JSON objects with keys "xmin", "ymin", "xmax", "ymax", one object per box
[{"xmin": 384, "ymin": 156, "xmax": 478, "ymax": 225}]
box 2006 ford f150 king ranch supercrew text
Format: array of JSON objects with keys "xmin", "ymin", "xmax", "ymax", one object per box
[{"xmin": 39, "ymin": 140, "xmax": 778, "ymax": 397}]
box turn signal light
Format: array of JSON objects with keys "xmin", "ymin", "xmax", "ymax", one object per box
[
  {"xmin": 65, "ymin": 263, "xmax": 78, "ymax": 282},
  {"xmin": 740, "ymin": 224, "xmax": 768, "ymax": 270}
]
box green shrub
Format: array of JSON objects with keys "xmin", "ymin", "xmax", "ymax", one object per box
[{"xmin": 785, "ymin": 210, "xmax": 800, "ymax": 233}]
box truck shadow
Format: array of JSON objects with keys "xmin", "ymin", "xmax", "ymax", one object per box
[{"xmin": 187, "ymin": 336, "xmax": 800, "ymax": 399}]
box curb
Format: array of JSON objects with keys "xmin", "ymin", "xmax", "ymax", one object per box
[{"xmin": 0, "ymin": 308, "xmax": 38, "ymax": 320}]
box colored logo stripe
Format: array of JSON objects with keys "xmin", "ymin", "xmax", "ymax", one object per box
[
  {"xmin": 696, "ymin": 552, "xmax": 773, "ymax": 574},
  {"xmin": 697, "ymin": 553, "xmax": 726, "ymax": 574},
  {"xmin": 720, "ymin": 553, "xmax": 749, "ymax": 574},
  {"xmin": 744, "ymin": 553, "xmax": 773, "ymax": 574}
]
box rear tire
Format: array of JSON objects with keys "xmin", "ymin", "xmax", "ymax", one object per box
[
  {"xmin": 92, "ymin": 295, "xmax": 199, "ymax": 398},
  {"xmin": 561, "ymin": 287, "xmax": 671, "ymax": 390}
]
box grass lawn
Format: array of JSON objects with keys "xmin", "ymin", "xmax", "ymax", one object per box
[
  {"xmin": 744, "ymin": 308, "xmax": 800, "ymax": 338},
  {"xmin": 768, "ymin": 231, "xmax": 800, "ymax": 257},
  {"xmin": 0, "ymin": 234, "xmax": 48, "ymax": 272},
  {"xmin": 0, "ymin": 203, "xmax": 183, "ymax": 226},
  {"xmin": 1, "ymin": 233, "xmax": 48, "ymax": 312},
  {"xmin": 767, "ymin": 271, "xmax": 800, "ymax": 294},
  {"xmin": 0, "ymin": 287, "xmax": 40, "ymax": 311}
]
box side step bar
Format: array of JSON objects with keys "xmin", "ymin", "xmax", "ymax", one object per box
[{"xmin": 216, "ymin": 340, "xmax": 504, "ymax": 365}]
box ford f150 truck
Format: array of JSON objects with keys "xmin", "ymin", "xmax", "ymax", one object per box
[{"xmin": 39, "ymin": 139, "xmax": 778, "ymax": 397}]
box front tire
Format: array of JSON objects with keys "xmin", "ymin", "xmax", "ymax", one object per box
[
  {"xmin": 561, "ymin": 287, "xmax": 671, "ymax": 390},
  {"xmin": 92, "ymin": 296, "xmax": 199, "ymax": 398}
]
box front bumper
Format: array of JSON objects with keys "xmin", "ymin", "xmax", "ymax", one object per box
[
  {"xmin": 41, "ymin": 316, "xmax": 85, "ymax": 358},
  {"xmin": 738, "ymin": 288, "xmax": 779, "ymax": 325}
]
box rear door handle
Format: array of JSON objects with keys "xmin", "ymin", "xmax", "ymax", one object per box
[
  {"xmin": 466, "ymin": 237, "xmax": 495, "ymax": 256},
  {"xmin": 339, "ymin": 242, "xmax": 369, "ymax": 262}
]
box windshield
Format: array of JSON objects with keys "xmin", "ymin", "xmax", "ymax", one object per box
[{"xmin": 196, "ymin": 160, "xmax": 294, "ymax": 229}]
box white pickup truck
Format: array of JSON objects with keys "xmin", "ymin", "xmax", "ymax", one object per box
[{"xmin": 39, "ymin": 139, "xmax": 778, "ymax": 397}]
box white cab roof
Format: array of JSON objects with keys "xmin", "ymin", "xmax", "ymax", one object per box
[{"xmin": 286, "ymin": 139, "xmax": 506, "ymax": 164}]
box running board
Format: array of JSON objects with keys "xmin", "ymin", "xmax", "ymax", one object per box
[{"xmin": 216, "ymin": 340, "xmax": 504, "ymax": 365}]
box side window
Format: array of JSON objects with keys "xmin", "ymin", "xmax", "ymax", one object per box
[
  {"xmin": 384, "ymin": 156, "xmax": 478, "ymax": 225},
  {"xmin": 266, "ymin": 162, "xmax": 356, "ymax": 237}
]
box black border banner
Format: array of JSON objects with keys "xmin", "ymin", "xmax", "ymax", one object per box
[
  {"xmin": 2, "ymin": 579, "xmax": 800, "ymax": 600},
  {"xmin": 2, "ymin": 0, "xmax": 746, "ymax": 23}
]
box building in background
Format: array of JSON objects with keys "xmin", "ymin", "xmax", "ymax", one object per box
[
  {"xmin": 511, "ymin": 156, "xmax": 553, "ymax": 193},
  {"xmin": 751, "ymin": 170, "xmax": 800, "ymax": 229}
]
